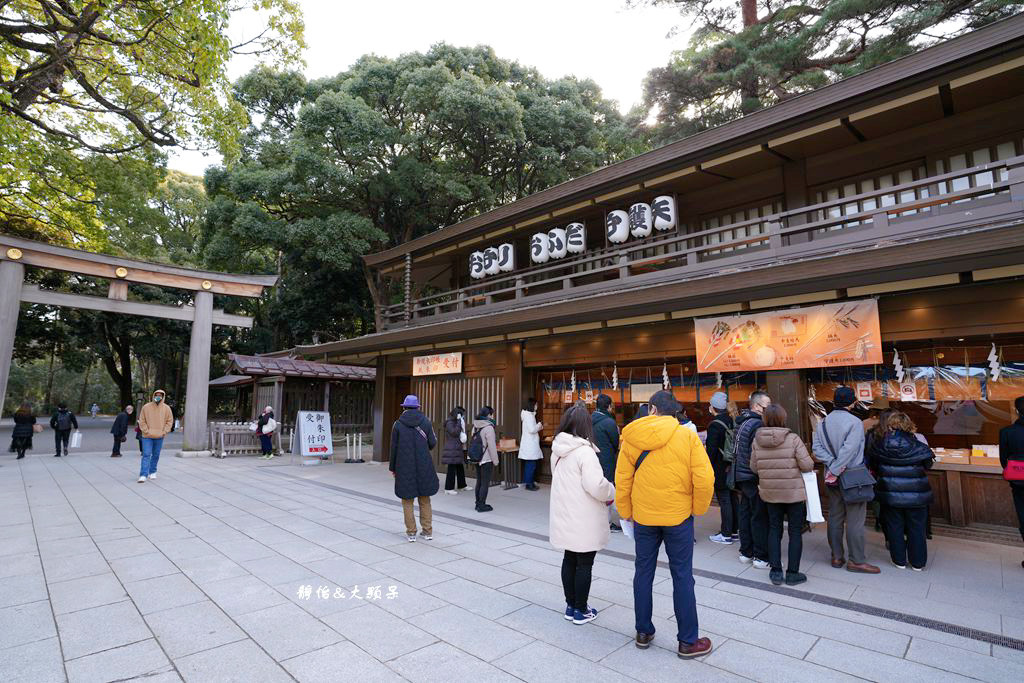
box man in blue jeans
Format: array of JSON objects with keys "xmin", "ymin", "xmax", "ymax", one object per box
[
  {"xmin": 137, "ymin": 389, "xmax": 173, "ymax": 483},
  {"xmin": 616, "ymin": 391, "xmax": 716, "ymax": 659}
]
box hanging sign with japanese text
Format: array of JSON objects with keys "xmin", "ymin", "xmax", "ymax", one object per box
[
  {"xmin": 412, "ymin": 352, "xmax": 463, "ymax": 376},
  {"xmin": 297, "ymin": 411, "xmax": 333, "ymax": 457},
  {"xmin": 695, "ymin": 300, "xmax": 882, "ymax": 373}
]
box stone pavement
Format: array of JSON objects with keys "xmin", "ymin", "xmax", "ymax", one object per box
[{"xmin": 2, "ymin": 449, "xmax": 1024, "ymax": 683}]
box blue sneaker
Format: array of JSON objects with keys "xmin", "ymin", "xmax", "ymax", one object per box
[
  {"xmin": 573, "ymin": 607, "xmax": 598, "ymax": 625},
  {"xmin": 564, "ymin": 604, "xmax": 574, "ymax": 621}
]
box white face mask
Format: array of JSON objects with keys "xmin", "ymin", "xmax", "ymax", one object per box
[{"xmin": 153, "ymin": 395, "xmax": 163, "ymax": 403}]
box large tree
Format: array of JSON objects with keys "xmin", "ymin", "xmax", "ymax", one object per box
[
  {"xmin": 635, "ymin": 0, "xmax": 1024, "ymax": 144},
  {"xmin": 1, "ymin": 0, "xmax": 304, "ymax": 245},
  {"xmin": 204, "ymin": 45, "xmax": 647, "ymax": 348}
]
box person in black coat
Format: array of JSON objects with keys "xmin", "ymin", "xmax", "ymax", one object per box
[
  {"xmin": 110, "ymin": 405, "xmax": 133, "ymax": 458},
  {"xmin": 49, "ymin": 403, "xmax": 78, "ymax": 457},
  {"xmin": 390, "ymin": 395, "xmax": 439, "ymax": 541},
  {"xmin": 591, "ymin": 394, "xmax": 620, "ymax": 531},
  {"xmin": 10, "ymin": 403, "xmax": 37, "ymax": 459},
  {"xmin": 442, "ymin": 406, "xmax": 468, "ymax": 494},
  {"xmin": 705, "ymin": 391, "xmax": 738, "ymax": 544},
  {"xmin": 866, "ymin": 411, "xmax": 934, "ymax": 570},
  {"xmin": 733, "ymin": 391, "xmax": 771, "ymax": 566},
  {"xmin": 999, "ymin": 396, "xmax": 1024, "ymax": 570}
]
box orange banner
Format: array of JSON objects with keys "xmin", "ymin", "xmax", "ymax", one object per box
[{"xmin": 695, "ymin": 300, "xmax": 882, "ymax": 373}]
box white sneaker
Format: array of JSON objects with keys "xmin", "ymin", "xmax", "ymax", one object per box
[
  {"xmin": 738, "ymin": 553, "xmax": 753, "ymax": 564},
  {"xmin": 445, "ymin": 490, "xmax": 458, "ymax": 495},
  {"xmin": 407, "ymin": 534, "xmax": 417, "ymax": 543},
  {"xmin": 911, "ymin": 565, "xmax": 924, "ymax": 572},
  {"xmin": 709, "ymin": 533, "xmax": 733, "ymax": 544},
  {"xmin": 891, "ymin": 559, "xmax": 906, "ymax": 569},
  {"xmin": 420, "ymin": 531, "xmax": 433, "ymax": 541},
  {"xmin": 137, "ymin": 476, "xmax": 147, "ymax": 483},
  {"xmin": 752, "ymin": 559, "xmax": 771, "ymax": 570},
  {"xmin": 148, "ymin": 473, "xmax": 157, "ymax": 480}
]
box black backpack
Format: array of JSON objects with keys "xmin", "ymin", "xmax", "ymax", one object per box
[
  {"xmin": 57, "ymin": 411, "xmax": 73, "ymax": 431},
  {"xmin": 467, "ymin": 427, "xmax": 484, "ymax": 463}
]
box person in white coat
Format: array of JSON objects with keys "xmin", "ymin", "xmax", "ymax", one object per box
[
  {"xmin": 549, "ymin": 400, "xmax": 616, "ymax": 625},
  {"xmin": 519, "ymin": 398, "xmax": 544, "ymax": 491}
]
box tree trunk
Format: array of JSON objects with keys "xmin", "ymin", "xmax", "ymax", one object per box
[
  {"xmin": 44, "ymin": 341, "xmax": 56, "ymax": 413},
  {"xmin": 98, "ymin": 320, "xmax": 134, "ymax": 410},
  {"xmin": 739, "ymin": 0, "xmax": 761, "ymax": 114},
  {"xmin": 77, "ymin": 361, "xmax": 92, "ymax": 413}
]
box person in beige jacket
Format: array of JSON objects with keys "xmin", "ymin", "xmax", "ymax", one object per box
[
  {"xmin": 137, "ymin": 389, "xmax": 174, "ymax": 483},
  {"xmin": 471, "ymin": 406, "xmax": 499, "ymax": 512},
  {"xmin": 750, "ymin": 404, "xmax": 815, "ymax": 586},
  {"xmin": 549, "ymin": 401, "xmax": 615, "ymax": 625}
]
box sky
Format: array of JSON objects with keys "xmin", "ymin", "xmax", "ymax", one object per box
[{"xmin": 167, "ymin": 0, "xmax": 687, "ymax": 176}]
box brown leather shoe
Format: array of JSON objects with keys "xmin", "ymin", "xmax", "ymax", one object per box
[
  {"xmin": 846, "ymin": 561, "xmax": 881, "ymax": 574},
  {"xmin": 678, "ymin": 637, "xmax": 713, "ymax": 658},
  {"xmin": 635, "ymin": 632, "xmax": 654, "ymax": 649},
  {"xmin": 830, "ymin": 557, "xmax": 845, "ymax": 568}
]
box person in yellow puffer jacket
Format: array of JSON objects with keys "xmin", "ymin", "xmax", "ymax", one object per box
[{"xmin": 616, "ymin": 390, "xmax": 715, "ymax": 659}]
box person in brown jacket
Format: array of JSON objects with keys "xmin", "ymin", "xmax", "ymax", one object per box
[
  {"xmin": 750, "ymin": 404, "xmax": 815, "ymax": 586},
  {"xmin": 137, "ymin": 389, "xmax": 174, "ymax": 483}
]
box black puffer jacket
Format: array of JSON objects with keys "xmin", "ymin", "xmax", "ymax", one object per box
[
  {"xmin": 389, "ymin": 409, "xmax": 440, "ymax": 499},
  {"xmin": 441, "ymin": 417, "xmax": 465, "ymax": 465},
  {"xmin": 867, "ymin": 430, "xmax": 934, "ymax": 508},
  {"xmin": 732, "ymin": 410, "xmax": 762, "ymax": 483},
  {"xmin": 592, "ymin": 409, "xmax": 620, "ymax": 482}
]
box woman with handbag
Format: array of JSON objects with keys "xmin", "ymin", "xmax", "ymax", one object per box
[
  {"xmin": 866, "ymin": 412, "xmax": 933, "ymax": 570},
  {"xmin": 442, "ymin": 406, "xmax": 468, "ymax": 494},
  {"xmin": 110, "ymin": 405, "xmax": 133, "ymax": 458},
  {"xmin": 1000, "ymin": 396, "xmax": 1024, "ymax": 570},
  {"xmin": 257, "ymin": 406, "xmax": 276, "ymax": 459},
  {"xmin": 10, "ymin": 403, "xmax": 38, "ymax": 459},
  {"xmin": 811, "ymin": 387, "xmax": 880, "ymax": 574},
  {"xmin": 549, "ymin": 401, "xmax": 615, "ymax": 625}
]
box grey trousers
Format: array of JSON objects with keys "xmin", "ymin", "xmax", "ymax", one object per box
[{"xmin": 826, "ymin": 485, "xmax": 867, "ymax": 564}]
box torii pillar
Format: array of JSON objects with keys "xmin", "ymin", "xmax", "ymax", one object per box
[
  {"xmin": 183, "ymin": 290, "xmax": 213, "ymax": 451},
  {"xmin": 0, "ymin": 259, "xmax": 26, "ymax": 419}
]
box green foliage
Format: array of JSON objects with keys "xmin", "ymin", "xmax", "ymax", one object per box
[
  {"xmin": 205, "ymin": 45, "xmax": 646, "ymax": 348},
  {"xmin": 1, "ymin": 0, "xmax": 304, "ymax": 244},
  {"xmin": 635, "ymin": 0, "xmax": 1024, "ymax": 144}
]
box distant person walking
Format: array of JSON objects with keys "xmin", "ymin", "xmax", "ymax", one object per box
[
  {"xmin": 442, "ymin": 406, "xmax": 468, "ymax": 495},
  {"xmin": 110, "ymin": 405, "xmax": 133, "ymax": 458},
  {"xmin": 49, "ymin": 403, "xmax": 78, "ymax": 457},
  {"xmin": 1000, "ymin": 396, "xmax": 1024, "ymax": 570},
  {"xmin": 733, "ymin": 391, "xmax": 771, "ymax": 569},
  {"xmin": 706, "ymin": 391, "xmax": 738, "ymax": 545},
  {"xmin": 867, "ymin": 411, "xmax": 934, "ymax": 570},
  {"xmin": 813, "ymin": 386, "xmax": 879, "ymax": 574},
  {"xmin": 617, "ymin": 390, "xmax": 716, "ymax": 659},
  {"xmin": 90, "ymin": 403, "xmax": 100, "ymax": 419},
  {"xmin": 750, "ymin": 405, "xmax": 814, "ymax": 586},
  {"xmin": 549, "ymin": 401, "xmax": 615, "ymax": 625},
  {"xmin": 257, "ymin": 406, "xmax": 276, "ymax": 459},
  {"xmin": 9, "ymin": 403, "xmax": 37, "ymax": 459},
  {"xmin": 389, "ymin": 395, "xmax": 439, "ymax": 541},
  {"xmin": 519, "ymin": 398, "xmax": 544, "ymax": 491},
  {"xmin": 471, "ymin": 405, "xmax": 498, "ymax": 513},
  {"xmin": 137, "ymin": 389, "xmax": 173, "ymax": 483},
  {"xmin": 592, "ymin": 394, "xmax": 621, "ymax": 531}
]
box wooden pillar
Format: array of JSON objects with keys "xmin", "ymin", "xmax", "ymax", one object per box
[
  {"xmin": 765, "ymin": 370, "xmax": 807, "ymax": 439},
  {"xmin": 0, "ymin": 259, "xmax": 25, "ymax": 419},
  {"xmin": 323, "ymin": 381, "xmax": 331, "ymax": 413},
  {"xmin": 783, "ymin": 159, "xmax": 810, "ymax": 244},
  {"xmin": 372, "ymin": 356, "xmax": 387, "ymax": 461},
  {"xmin": 183, "ymin": 290, "xmax": 213, "ymax": 451},
  {"xmin": 503, "ymin": 342, "xmax": 523, "ymax": 442}
]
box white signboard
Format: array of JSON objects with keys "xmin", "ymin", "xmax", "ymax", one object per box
[
  {"xmin": 856, "ymin": 382, "xmax": 873, "ymax": 402},
  {"xmin": 899, "ymin": 382, "xmax": 919, "ymax": 402},
  {"xmin": 630, "ymin": 383, "xmax": 663, "ymax": 403},
  {"xmin": 297, "ymin": 411, "xmax": 333, "ymax": 457},
  {"xmin": 412, "ymin": 352, "xmax": 463, "ymax": 376}
]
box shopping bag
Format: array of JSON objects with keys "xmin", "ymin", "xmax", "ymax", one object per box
[
  {"xmin": 70, "ymin": 431, "xmax": 83, "ymax": 449},
  {"xmin": 803, "ymin": 471, "xmax": 825, "ymax": 523},
  {"xmin": 620, "ymin": 519, "xmax": 635, "ymax": 539}
]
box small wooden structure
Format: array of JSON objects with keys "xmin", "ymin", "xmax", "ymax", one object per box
[{"xmin": 210, "ymin": 353, "xmax": 375, "ymax": 433}]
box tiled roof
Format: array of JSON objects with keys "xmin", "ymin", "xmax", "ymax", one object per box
[{"xmin": 226, "ymin": 354, "xmax": 375, "ymax": 381}]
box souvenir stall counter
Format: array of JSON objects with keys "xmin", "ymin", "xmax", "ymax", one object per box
[{"xmin": 808, "ymin": 343, "xmax": 1024, "ymax": 533}]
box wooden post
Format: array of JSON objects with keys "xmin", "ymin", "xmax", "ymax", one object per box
[
  {"xmin": 0, "ymin": 259, "xmax": 25, "ymax": 419},
  {"xmin": 323, "ymin": 381, "xmax": 331, "ymax": 412},
  {"xmin": 183, "ymin": 290, "xmax": 213, "ymax": 451}
]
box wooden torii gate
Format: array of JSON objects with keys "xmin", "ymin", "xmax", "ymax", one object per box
[{"xmin": 0, "ymin": 235, "xmax": 277, "ymax": 453}]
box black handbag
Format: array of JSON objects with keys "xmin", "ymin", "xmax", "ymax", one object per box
[{"xmin": 820, "ymin": 418, "xmax": 876, "ymax": 504}]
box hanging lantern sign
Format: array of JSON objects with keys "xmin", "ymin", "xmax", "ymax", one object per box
[
  {"xmin": 497, "ymin": 243, "xmax": 515, "ymax": 272},
  {"xmin": 548, "ymin": 228, "xmax": 568, "ymax": 259},
  {"xmin": 606, "ymin": 210, "xmax": 629, "ymax": 243},
  {"xmin": 652, "ymin": 196, "xmax": 677, "ymax": 231},
  {"xmin": 629, "ymin": 203, "xmax": 653, "ymax": 238},
  {"xmin": 483, "ymin": 246, "xmax": 500, "ymax": 276},
  {"xmin": 469, "ymin": 251, "xmax": 486, "ymax": 279},
  {"xmin": 566, "ymin": 223, "xmax": 586, "ymax": 254},
  {"xmin": 530, "ymin": 232, "xmax": 550, "ymax": 264}
]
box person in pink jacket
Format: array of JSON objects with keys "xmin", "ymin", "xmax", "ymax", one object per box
[{"xmin": 549, "ymin": 400, "xmax": 616, "ymax": 625}]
